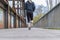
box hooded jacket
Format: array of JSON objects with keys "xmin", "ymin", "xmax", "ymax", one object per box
[{"xmin": 25, "ymin": 1, "xmax": 35, "ymax": 13}]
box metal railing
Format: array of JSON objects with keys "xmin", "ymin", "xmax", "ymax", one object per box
[
  {"xmin": 34, "ymin": 3, "xmax": 60, "ymax": 28},
  {"xmin": 0, "ymin": 0, "xmax": 27, "ymax": 29}
]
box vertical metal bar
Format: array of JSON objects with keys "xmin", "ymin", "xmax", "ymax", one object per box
[
  {"xmin": 4, "ymin": 6, "xmax": 8, "ymax": 28},
  {"xmin": 9, "ymin": 9, "xmax": 11, "ymax": 28},
  {"xmin": 14, "ymin": 14, "xmax": 16, "ymax": 28},
  {"xmin": 17, "ymin": 0, "xmax": 19, "ymax": 14},
  {"xmin": 19, "ymin": 2, "xmax": 21, "ymax": 28},
  {"xmin": 13, "ymin": 0, "xmax": 15, "ymax": 7}
]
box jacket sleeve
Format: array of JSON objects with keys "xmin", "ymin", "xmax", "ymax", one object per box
[{"xmin": 33, "ymin": 2, "xmax": 35, "ymax": 12}]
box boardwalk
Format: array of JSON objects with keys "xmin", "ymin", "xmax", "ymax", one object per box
[{"xmin": 0, "ymin": 28, "xmax": 60, "ymax": 40}]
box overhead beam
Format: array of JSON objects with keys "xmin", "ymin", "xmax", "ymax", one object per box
[{"xmin": 8, "ymin": 0, "xmax": 24, "ymax": 2}]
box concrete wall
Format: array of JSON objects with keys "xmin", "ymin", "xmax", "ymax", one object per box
[{"xmin": 34, "ymin": 3, "xmax": 60, "ymax": 28}]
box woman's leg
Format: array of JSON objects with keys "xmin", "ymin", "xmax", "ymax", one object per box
[
  {"xmin": 30, "ymin": 13, "xmax": 33, "ymax": 21},
  {"xmin": 27, "ymin": 12, "xmax": 30, "ymax": 23},
  {"xmin": 30, "ymin": 13, "xmax": 33, "ymax": 27}
]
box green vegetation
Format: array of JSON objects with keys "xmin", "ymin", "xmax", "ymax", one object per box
[{"xmin": 33, "ymin": 14, "xmax": 44, "ymax": 25}]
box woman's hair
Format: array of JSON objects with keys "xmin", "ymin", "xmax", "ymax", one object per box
[{"xmin": 28, "ymin": 0, "xmax": 32, "ymax": 3}]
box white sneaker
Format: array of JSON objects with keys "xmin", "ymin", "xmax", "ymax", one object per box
[
  {"xmin": 27, "ymin": 23, "xmax": 31, "ymax": 30},
  {"xmin": 30, "ymin": 20, "xmax": 33, "ymax": 23},
  {"xmin": 28, "ymin": 23, "xmax": 31, "ymax": 27},
  {"xmin": 30, "ymin": 20, "xmax": 33, "ymax": 27}
]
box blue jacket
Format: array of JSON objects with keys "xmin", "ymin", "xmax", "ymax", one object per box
[{"xmin": 25, "ymin": 1, "xmax": 35, "ymax": 13}]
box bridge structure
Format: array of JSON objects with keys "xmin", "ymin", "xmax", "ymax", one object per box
[
  {"xmin": 0, "ymin": 0, "xmax": 60, "ymax": 29},
  {"xmin": 0, "ymin": 0, "xmax": 60, "ymax": 40}
]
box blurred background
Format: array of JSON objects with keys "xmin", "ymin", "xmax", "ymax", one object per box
[{"xmin": 0, "ymin": 0, "xmax": 60, "ymax": 28}]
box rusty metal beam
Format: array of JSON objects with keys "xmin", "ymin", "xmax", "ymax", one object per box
[{"xmin": 8, "ymin": 0, "xmax": 24, "ymax": 2}]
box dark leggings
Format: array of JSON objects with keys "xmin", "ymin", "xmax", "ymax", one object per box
[{"xmin": 27, "ymin": 12, "xmax": 33, "ymax": 23}]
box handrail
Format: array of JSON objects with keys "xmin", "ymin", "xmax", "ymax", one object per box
[
  {"xmin": 34, "ymin": 3, "xmax": 60, "ymax": 25},
  {"xmin": 0, "ymin": 0, "xmax": 27, "ymax": 28}
]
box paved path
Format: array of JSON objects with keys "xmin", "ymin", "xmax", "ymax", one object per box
[{"xmin": 0, "ymin": 28, "xmax": 60, "ymax": 40}]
